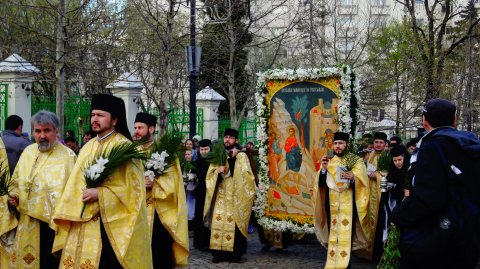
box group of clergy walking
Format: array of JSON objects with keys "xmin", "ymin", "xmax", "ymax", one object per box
[
  {"xmin": 0, "ymin": 93, "xmax": 257, "ymax": 269},
  {"xmin": 0, "ymin": 92, "xmax": 401, "ymax": 269}
]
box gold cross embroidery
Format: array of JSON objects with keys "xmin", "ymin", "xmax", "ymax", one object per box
[
  {"xmin": 25, "ymin": 181, "xmax": 34, "ymax": 197},
  {"xmin": 25, "ymin": 146, "xmax": 55, "ymax": 199},
  {"xmin": 25, "ymin": 154, "xmax": 40, "ymax": 198}
]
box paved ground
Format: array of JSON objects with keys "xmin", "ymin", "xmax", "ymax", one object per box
[{"xmin": 186, "ymin": 228, "xmax": 377, "ymax": 269}]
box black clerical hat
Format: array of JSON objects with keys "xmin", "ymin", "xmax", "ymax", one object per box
[
  {"xmin": 333, "ymin": 131, "xmax": 349, "ymax": 142},
  {"xmin": 199, "ymin": 139, "xmax": 212, "ymax": 147},
  {"xmin": 91, "ymin": 94, "xmax": 132, "ymax": 141},
  {"xmin": 224, "ymin": 128, "xmax": 239, "ymax": 139},
  {"xmin": 135, "ymin": 112, "xmax": 157, "ymax": 127},
  {"xmin": 390, "ymin": 136, "xmax": 402, "ymax": 145},
  {"xmin": 373, "ymin": 132, "xmax": 388, "ymax": 142}
]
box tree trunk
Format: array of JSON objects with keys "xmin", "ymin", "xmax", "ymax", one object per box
[
  {"xmin": 56, "ymin": 0, "xmax": 68, "ymax": 139},
  {"xmin": 227, "ymin": 19, "xmax": 240, "ymax": 129},
  {"xmin": 395, "ymin": 63, "xmax": 401, "ymax": 135}
]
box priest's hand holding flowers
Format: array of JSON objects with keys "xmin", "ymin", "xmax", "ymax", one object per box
[
  {"xmin": 80, "ymin": 141, "xmax": 147, "ymax": 217},
  {"xmin": 144, "ymin": 171, "xmax": 154, "ymax": 188},
  {"xmin": 143, "ymin": 132, "xmax": 183, "ymax": 187},
  {"xmin": 81, "ymin": 156, "xmax": 109, "ymax": 217},
  {"xmin": 144, "ymin": 151, "xmax": 169, "ymax": 178},
  {"xmin": 82, "ymin": 188, "xmax": 98, "ymax": 203}
]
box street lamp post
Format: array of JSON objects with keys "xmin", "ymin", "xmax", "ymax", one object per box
[
  {"xmin": 187, "ymin": 0, "xmax": 202, "ymax": 139},
  {"xmin": 187, "ymin": 0, "xmax": 230, "ymax": 138}
]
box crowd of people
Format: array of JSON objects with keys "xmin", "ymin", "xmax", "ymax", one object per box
[
  {"xmin": 0, "ymin": 97, "xmax": 478, "ymax": 269},
  {"xmin": 313, "ymin": 99, "xmax": 480, "ymax": 269}
]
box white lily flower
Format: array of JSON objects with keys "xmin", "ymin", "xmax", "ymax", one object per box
[
  {"xmin": 95, "ymin": 157, "xmax": 109, "ymax": 167},
  {"xmin": 144, "ymin": 170, "xmax": 155, "ymax": 182}
]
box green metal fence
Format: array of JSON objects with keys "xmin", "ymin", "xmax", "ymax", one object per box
[
  {"xmin": 144, "ymin": 107, "xmax": 204, "ymax": 139},
  {"xmin": 0, "ymin": 83, "xmax": 7, "ymax": 130},
  {"xmin": 32, "ymin": 93, "xmax": 91, "ymax": 139},
  {"xmin": 218, "ymin": 115, "xmax": 257, "ymax": 146}
]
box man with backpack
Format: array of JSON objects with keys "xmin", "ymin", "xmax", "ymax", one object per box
[{"xmin": 392, "ymin": 98, "xmax": 480, "ymax": 269}]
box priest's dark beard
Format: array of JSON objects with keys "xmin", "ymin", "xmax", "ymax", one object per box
[{"xmin": 335, "ymin": 151, "xmax": 345, "ymax": 157}]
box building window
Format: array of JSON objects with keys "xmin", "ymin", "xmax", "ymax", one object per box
[
  {"xmin": 337, "ymin": 37, "xmax": 356, "ymax": 52},
  {"xmin": 372, "ymin": 0, "xmax": 386, "ymax": 6},
  {"xmin": 340, "ymin": 0, "xmax": 353, "ymax": 6},
  {"xmin": 337, "ymin": 15, "xmax": 353, "ymax": 28},
  {"xmin": 372, "ymin": 109, "xmax": 385, "ymax": 121},
  {"xmin": 373, "ymin": 15, "xmax": 388, "ymax": 27}
]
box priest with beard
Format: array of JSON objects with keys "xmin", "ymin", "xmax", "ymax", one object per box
[
  {"xmin": 133, "ymin": 112, "xmax": 189, "ymax": 268},
  {"xmin": 193, "ymin": 139, "xmax": 212, "ymax": 251},
  {"xmin": 313, "ymin": 131, "xmax": 371, "ymax": 269},
  {"xmin": 204, "ymin": 128, "xmax": 256, "ymax": 263},
  {"xmin": 53, "ymin": 94, "xmax": 152, "ymax": 269},
  {"xmin": 6, "ymin": 111, "xmax": 77, "ymax": 269}
]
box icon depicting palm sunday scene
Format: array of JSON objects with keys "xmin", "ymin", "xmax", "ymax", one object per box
[{"xmin": 254, "ymin": 66, "xmax": 360, "ymax": 234}]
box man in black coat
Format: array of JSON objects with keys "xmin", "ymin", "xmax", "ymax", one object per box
[
  {"xmin": 392, "ymin": 99, "xmax": 480, "ymax": 269},
  {"xmin": 193, "ymin": 139, "xmax": 212, "ymax": 251}
]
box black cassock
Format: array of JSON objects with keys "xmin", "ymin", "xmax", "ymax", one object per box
[{"xmin": 193, "ymin": 156, "xmax": 211, "ymax": 251}]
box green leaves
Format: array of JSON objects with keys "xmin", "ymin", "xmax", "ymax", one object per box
[
  {"xmin": 180, "ymin": 158, "xmax": 196, "ymax": 173},
  {"xmin": 205, "ymin": 143, "xmax": 228, "ymax": 166},
  {"xmin": 342, "ymin": 141, "xmax": 361, "ymax": 171},
  {"xmin": 83, "ymin": 140, "xmax": 148, "ymax": 189},
  {"xmin": 81, "ymin": 140, "xmax": 148, "ymax": 217},
  {"xmin": 376, "ymin": 151, "xmax": 392, "ymax": 173},
  {"xmin": 342, "ymin": 152, "xmax": 361, "ymax": 172},
  {"xmin": 377, "ymin": 226, "xmax": 401, "ymax": 269},
  {"xmin": 149, "ymin": 132, "xmax": 184, "ymax": 172},
  {"xmin": 291, "ymin": 95, "xmax": 309, "ymax": 124},
  {"xmin": 0, "ymin": 164, "xmax": 12, "ymax": 197}
]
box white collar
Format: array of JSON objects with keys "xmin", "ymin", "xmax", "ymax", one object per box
[{"xmin": 97, "ymin": 130, "xmax": 115, "ymax": 141}]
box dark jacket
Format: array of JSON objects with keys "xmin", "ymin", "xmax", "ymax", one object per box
[
  {"xmin": 386, "ymin": 151, "xmax": 411, "ymax": 205},
  {"xmin": 193, "ymin": 156, "xmax": 211, "ymax": 250},
  {"xmin": 392, "ymin": 127, "xmax": 480, "ymax": 269},
  {"xmin": 1, "ymin": 130, "xmax": 31, "ymax": 174}
]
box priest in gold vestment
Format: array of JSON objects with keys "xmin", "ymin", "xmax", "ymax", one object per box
[
  {"xmin": 133, "ymin": 112, "xmax": 189, "ymax": 268},
  {"xmin": 53, "ymin": 94, "xmax": 152, "ymax": 269},
  {"xmin": 204, "ymin": 128, "xmax": 256, "ymax": 263},
  {"xmin": 365, "ymin": 131, "xmax": 388, "ymax": 261},
  {"xmin": 0, "ymin": 138, "xmax": 17, "ymax": 268},
  {"xmin": 6, "ymin": 111, "xmax": 77, "ymax": 269},
  {"xmin": 313, "ymin": 132, "xmax": 371, "ymax": 269}
]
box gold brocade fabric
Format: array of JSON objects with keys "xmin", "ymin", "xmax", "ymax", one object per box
[
  {"xmin": 53, "ymin": 132, "xmax": 152, "ymax": 269},
  {"xmin": 204, "ymin": 152, "xmax": 256, "ymax": 252},
  {"xmin": 263, "ymin": 229, "xmax": 284, "ymax": 249},
  {"xmin": 147, "ymin": 156, "xmax": 189, "ymax": 266},
  {"xmin": 313, "ymin": 156, "xmax": 371, "ymax": 269},
  {"xmin": 359, "ymin": 152, "xmax": 383, "ymax": 260},
  {"xmin": 367, "ymin": 151, "xmax": 380, "ymax": 168},
  {"xmin": 367, "ymin": 152, "xmax": 383, "ymax": 198},
  {"xmin": 8, "ymin": 143, "xmax": 76, "ymax": 269},
  {"xmin": 0, "ymin": 140, "xmax": 16, "ymax": 269}
]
